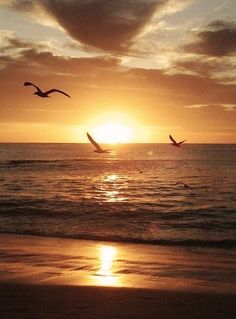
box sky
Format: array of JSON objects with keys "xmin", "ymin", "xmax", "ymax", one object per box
[{"xmin": 0, "ymin": 0, "xmax": 236, "ymax": 143}]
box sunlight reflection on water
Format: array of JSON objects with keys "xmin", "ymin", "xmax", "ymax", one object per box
[
  {"xmin": 105, "ymin": 190, "xmax": 120, "ymax": 202},
  {"xmin": 100, "ymin": 174, "xmax": 128, "ymax": 202},
  {"xmin": 104, "ymin": 174, "xmax": 119, "ymax": 182}
]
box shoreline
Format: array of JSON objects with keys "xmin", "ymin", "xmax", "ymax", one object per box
[
  {"xmin": 0, "ymin": 233, "xmax": 235, "ymax": 294},
  {"xmin": 0, "ymin": 233, "xmax": 235, "ymax": 318},
  {"xmin": 1, "ymin": 230, "xmax": 235, "ymax": 249}
]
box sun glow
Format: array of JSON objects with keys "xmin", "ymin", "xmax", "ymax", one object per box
[
  {"xmin": 93, "ymin": 245, "xmax": 118, "ymax": 286},
  {"xmin": 99, "ymin": 246, "xmax": 116, "ymax": 276},
  {"xmin": 93, "ymin": 122, "xmax": 134, "ymax": 143}
]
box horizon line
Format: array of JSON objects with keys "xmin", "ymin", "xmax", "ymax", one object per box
[{"xmin": 0, "ymin": 142, "xmax": 236, "ymax": 145}]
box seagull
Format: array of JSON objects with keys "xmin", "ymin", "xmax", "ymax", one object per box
[
  {"xmin": 169, "ymin": 134, "xmax": 185, "ymax": 147},
  {"xmin": 175, "ymin": 182, "xmax": 192, "ymax": 190},
  {"xmin": 87, "ymin": 132, "xmax": 112, "ymax": 153},
  {"xmin": 136, "ymin": 167, "xmax": 144, "ymax": 174},
  {"xmin": 24, "ymin": 82, "xmax": 71, "ymax": 98}
]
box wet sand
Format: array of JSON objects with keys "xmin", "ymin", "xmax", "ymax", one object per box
[
  {"xmin": 0, "ymin": 282, "xmax": 236, "ymax": 319},
  {"xmin": 0, "ymin": 233, "xmax": 235, "ymax": 318}
]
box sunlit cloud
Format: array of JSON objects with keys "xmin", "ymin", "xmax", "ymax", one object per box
[
  {"xmin": 0, "ymin": 30, "xmax": 50, "ymax": 56},
  {"xmin": 155, "ymin": 0, "xmax": 193, "ymax": 16},
  {"xmin": 184, "ymin": 103, "xmax": 236, "ymax": 111},
  {"xmin": 171, "ymin": 54, "xmax": 236, "ymax": 80},
  {"xmin": 2, "ymin": 0, "xmax": 59, "ymax": 28}
]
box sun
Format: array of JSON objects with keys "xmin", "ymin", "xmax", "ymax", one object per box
[{"xmin": 92, "ymin": 122, "xmax": 134, "ymax": 143}]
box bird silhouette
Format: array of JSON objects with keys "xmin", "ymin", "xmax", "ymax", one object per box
[
  {"xmin": 175, "ymin": 182, "xmax": 192, "ymax": 190},
  {"xmin": 87, "ymin": 133, "xmax": 112, "ymax": 153},
  {"xmin": 136, "ymin": 167, "xmax": 145, "ymax": 174},
  {"xmin": 24, "ymin": 82, "xmax": 70, "ymax": 98},
  {"xmin": 169, "ymin": 134, "xmax": 185, "ymax": 147}
]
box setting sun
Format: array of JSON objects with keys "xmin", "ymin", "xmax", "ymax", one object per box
[
  {"xmin": 0, "ymin": 1, "xmax": 236, "ymax": 317},
  {"xmin": 92, "ymin": 122, "xmax": 134, "ymax": 143}
]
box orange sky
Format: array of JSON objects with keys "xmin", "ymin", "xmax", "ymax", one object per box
[{"xmin": 0, "ymin": 0, "xmax": 236, "ymax": 143}]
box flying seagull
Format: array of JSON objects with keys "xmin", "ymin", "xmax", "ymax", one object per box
[
  {"xmin": 175, "ymin": 182, "xmax": 192, "ymax": 190},
  {"xmin": 136, "ymin": 167, "xmax": 145, "ymax": 174},
  {"xmin": 87, "ymin": 132, "xmax": 112, "ymax": 153},
  {"xmin": 24, "ymin": 82, "xmax": 71, "ymax": 98},
  {"xmin": 169, "ymin": 134, "xmax": 185, "ymax": 147}
]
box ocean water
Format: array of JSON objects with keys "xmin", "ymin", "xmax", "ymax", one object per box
[{"xmin": 0, "ymin": 143, "xmax": 236, "ymax": 249}]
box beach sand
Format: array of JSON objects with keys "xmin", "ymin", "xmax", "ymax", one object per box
[
  {"xmin": 0, "ymin": 282, "xmax": 235, "ymax": 319},
  {"xmin": 0, "ymin": 233, "xmax": 235, "ymax": 318}
]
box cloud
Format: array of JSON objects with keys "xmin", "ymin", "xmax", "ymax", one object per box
[
  {"xmin": 127, "ymin": 66, "xmax": 236, "ymax": 104},
  {"xmin": 173, "ymin": 56, "xmax": 234, "ymax": 79},
  {"xmin": 183, "ymin": 20, "xmax": 236, "ymax": 57},
  {"xmin": 3, "ymin": 0, "xmax": 195, "ymax": 57},
  {"xmin": 0, "ymin": 35, "xmax": 235, "ymax": 129},
  {"xmin": 3, "ymin": 0, "xmax": 34, "ymax": 11},
  {"xmin": 155, "ymin": 0, "xmax": 193, "ymax": 16},
  {"xmin": 1, "ymin": 35, "xmax": 235, "ymax": 102},
  {"xmin": 0, "ymin": 30, "xmax": 47, "ymax": 53},
  {"xmin": 184, "ymin": 103, "xmax": 236, "ymax": 111},
  {"xmin": 0, "ymin": 48, "xmax": 120, "ymax": 82},
  {"xmin": 41, "ymin": 0, "xmax": 169, "ymax": 53},
  {"xmin": 4, "ymin": 0, "xmax": 173, "ymax": 53},
  {"xmin": 1, "ymin": 0, "xmax": 58, "ymax": 28}
]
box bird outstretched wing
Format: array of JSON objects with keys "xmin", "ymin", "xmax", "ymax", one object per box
[
  {"xmin": 178, "ymin": 140, "xmax": 186, "ymax": 145},
  {"xmin": 169, "ymin": 135, "xmax": 177, "ymax": 144},
  {"xmin": 45, "ymin": 89, "xmax": 71, "ymax": 98},
  {"xmin": 24, "ymin": 81, "xmax": 41, "ymax": 92},
  {"xmin": 87, "ymin": 133, "xmax": 102, "ymax": 151},
  {"xmin": 175, "ymin": 182, "xmax": 192, "ymax": 189}
]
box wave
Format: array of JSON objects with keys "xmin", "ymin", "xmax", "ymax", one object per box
[
  {"xmin": 0, "ymin": 230, "xmax": 235, "ymax": 249},
  {"xmin": 2, "ymin": 159, "xmax": 87, "ymax": 165}
]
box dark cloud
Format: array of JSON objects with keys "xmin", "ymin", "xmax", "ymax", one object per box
[
  {"xmin": 40, "ymin": 0, "xmax": 166, "ymax": 53},
  {"xmin": 5, "ymin": 0, "xmax": 168, "ymax": 53},
  {"xmin": 183, "ymin": 20, "xmax": 236, "ymax": 57}
]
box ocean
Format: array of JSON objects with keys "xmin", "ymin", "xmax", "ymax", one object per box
[{"xmin": 0, "ymin": 143, "xmax": 235, "ymax": 249}]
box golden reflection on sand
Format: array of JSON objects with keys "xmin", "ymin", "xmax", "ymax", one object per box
[{"xmin": 93, "ymin": 245, "xmax": 119, "ymax": 287}]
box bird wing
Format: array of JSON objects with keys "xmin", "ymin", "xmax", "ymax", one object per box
[
  {"xmin": 24, "ymin": 81, "xmax": 41, "ymax": 92},
  {"xmin": 185, "ymin": 183, "xmax": 192, "ymax": 189},
  {"xmin": 169, "ymin": 135, "xmax": 177, "ymax": 144},
  {"xmin": 87, "ymin": 133, "xmax": 102, "ymax": 151},
  {"xmin": 175, "ymin": 182, "xmax": 182, "ymax": 186},
  {"xmin": 175, "ymin": 182, "xmax": 191, "ymax": 189},
  {"xmin": 178, "ymin": 140, "xmax": 186, "ymax": 145},
  {"xmin": 45, "ymin": 89, "xmax": 71, "ymax": 98}
]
